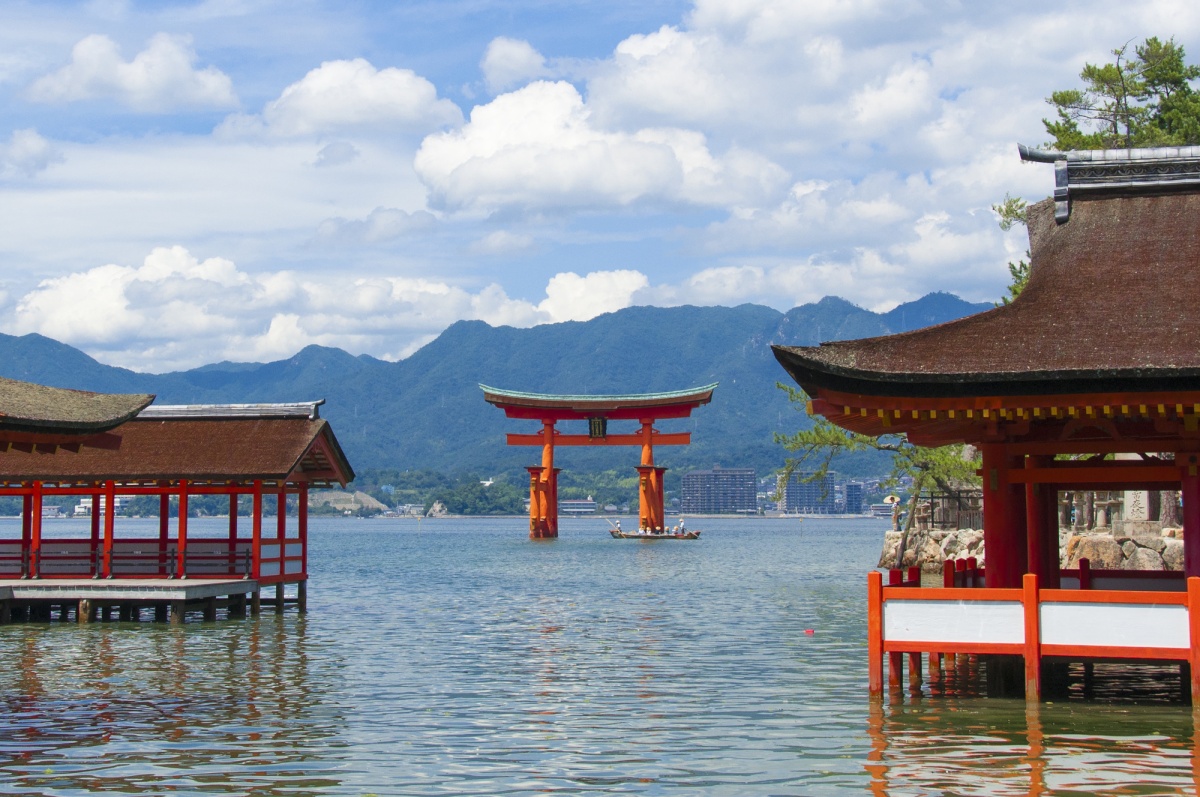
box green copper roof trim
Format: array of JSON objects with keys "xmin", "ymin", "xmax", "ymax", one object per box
[{"xmin": 480, "ymin": 383, "xmax": 718, "ymax": 403}]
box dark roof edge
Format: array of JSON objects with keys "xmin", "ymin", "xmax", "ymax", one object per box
[{"xmin": 772, "ymin": 345, "xmax": 1200, "ymax": 399}]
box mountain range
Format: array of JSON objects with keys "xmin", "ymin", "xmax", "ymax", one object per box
[{"xmin": 0, "ymin": 292, "xmax": 992, "ymax": 481}]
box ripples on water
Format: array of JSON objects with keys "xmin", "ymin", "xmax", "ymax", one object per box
[{"xmin": 0, "ymin": 516, "xmax": 1197, "ymax": 795}]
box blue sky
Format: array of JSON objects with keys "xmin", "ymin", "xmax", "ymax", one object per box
[{"xmin": 0, "ymin": 0, "xmax": 1194, "ymax": 371}]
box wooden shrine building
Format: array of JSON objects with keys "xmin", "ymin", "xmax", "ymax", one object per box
[
  {"xmin": 482, "ymin": 384, "xmax": 716, "ymax": 538},
  {"xmin": 0, "ymin": 384, "xmax": 354, "ymax": 624},
  {"xmin": 774, "ymin": 144, "xmax": 1200, "ymax": 701}
]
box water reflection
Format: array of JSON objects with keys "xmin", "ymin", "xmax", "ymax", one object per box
[
  {"xmin": 867, "ymin": 698, "xmax": 1198, "ymax": 795},
  {"xmin": 0, "ymin": 614, "xmax": 346, "ymax": 796}
]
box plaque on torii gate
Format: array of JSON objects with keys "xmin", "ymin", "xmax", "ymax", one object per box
[{"xmin": 481, "ymin": 384, "xmax": 717, "ymax": 538}]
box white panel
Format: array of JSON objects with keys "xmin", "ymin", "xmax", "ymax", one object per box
[
  {"xmin": 260, "ymin": 544, "xmax": 280, "ymax": 559},
  {"xmin": 259, "ymin": 562, "xmax": 280, "ymax": 577},
  {"xmin": 285, "ymin": 543, "xmax": 304, "ymax": 557},
  {"xmin": 1041, "ymin": 602, "xmax": 1190, "ymax": 649},
  {"xmin": 884, "ymin": 600, "xmax": 1024, "ymax": 644},
  {"xmin": 284, "ymin": 560, "xmax": 303, "ymax": 574}
]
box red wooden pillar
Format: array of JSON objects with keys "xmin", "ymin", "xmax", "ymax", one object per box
[
  {"xmin": 277, "ymin": 484, "xmax": 287, "ymax": 540},
  {"xmin": 1023, "ymin": 573, "xmax": 1041, "ymax": 702},
  {"xmin": 526, "ymin": 466, "xmax": 543, "ymax": 536},
  {"xmin": 29, "ymin": 483, "xmax": 42, "ymax": 578},
  {"xmin": 159, "ymin": 488, "xmax": 170, "ymax": 576},
  {"xmin": 21, "ymin": 491, "xmax": 32, "ymax": 577},
  {"xmin": 176, "ymin": 479, "xmax": 189, "ymax": 579},
  {"xmin": 102, "ymin": 480, "xmax": 115, "ymax": 578},
  {"xmin": 1182, "ymin": 462, "xmax": 1200, "ymax": 577},
  {"xmin": 90, "ymin": 491, "xmax": 101, "ymax": 577},
  {"xmin": 228, "ymin": 489, "xmax": 239, "ymax": 575},
  {"xmin": 298, "ymin": 482, "xmax": 309, "ymax": 577},
  {"xmin": 252, "ymin": 480, "xmax": 263, "ymax": 578},
  {"xmin": 867, "ymin": 570, "xmax": 884, "ymax": 697},
  {"xmin": 1024, "ymin": 456, "xmax": 1060, "ymax": 588},
  {"xmin": 981, "ymin": 444, "xmax": 1027, "ymax": 588}
]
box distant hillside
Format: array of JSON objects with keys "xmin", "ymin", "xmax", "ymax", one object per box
[{"xmin": 0, "ymin": 292, "xmax": 991, "ymax": 480}]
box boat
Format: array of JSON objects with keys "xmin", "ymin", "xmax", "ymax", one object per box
[{"xmin": 609, "ymin": 529, "xmax": 700, "ymax": 540}]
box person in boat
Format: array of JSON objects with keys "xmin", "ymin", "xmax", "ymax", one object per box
[
  {"xmin": 615, "ymin": 519, "xmax": 621, "ymax": 533},
  {"xmin": 678, "ymin": 517, "xmax": 686, "ymax": 534}
]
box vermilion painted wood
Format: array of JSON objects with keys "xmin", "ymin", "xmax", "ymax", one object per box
[
  {"xmin": 883, "ymin": 641, "xmax": 1024, "ymax": 655},
  {"xmin": 1040, "ymin": 589, "xmax": 1188, "ymax": 606},
  {"xmin": 882, "ymin": 586, "xmax": 1021, "ymax": 602},
  {"xmin": 103, "ymin": 481, "xmax": 115, "ymax": 578},
  {"xmin": 177, "ymin": 480, "xmax": 189, "ymax": 578},
  {"xmin": 867, "ymin": 571, "xmax": 883, "ymax": 696},
  {"xmin": 252, "ymin": 480, "xmax": 262, "ymax": 579},
  {"xmin": 1023, "ymin": 574, "xmax": 1040, "ymax": 701},
  {"xmin": 1189, "ymin": 577, "xmax": 1200, "ymax": 702},
  {"xmin": 1040, "ymin": 644, "xmax": 1189, "ymax": 660},
  {"xmin": 506, "ymin": 432, "xmax": 693, "ymax": 447}
]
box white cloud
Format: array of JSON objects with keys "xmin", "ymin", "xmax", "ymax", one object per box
[
  {"xmin": 27, "ymin": 33, "xmax": 236, "ymax": 112},
  {"xmin": 537, "ymin": 270, "xmax": 649, "ymax": 322},
  {"xmin": 414, "ymin": 80, "xmax": 787, "ymax": 212},
  {"xmin": 316, "ymin": 207, "xmax": 437, "ymax": 244},
  {"xmin": 0, "ymin": 129, "xmax": 62, "ymax": 178},
  {"xmin": 314, "ymin": 141, "xmax": 359, "ymax": 167},
  {"xmin": 481, "ymin": 37, "xmax": 549, "ymax": 94},
  {"xmin": 218, "ymin": 58, "xmax": 462, "ymax": 138},
  {"xmin": 469, "ymin": 230, "xmax": 534, "ymax": 255}
]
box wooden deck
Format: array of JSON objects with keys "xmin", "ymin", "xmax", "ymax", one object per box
[{"xmin": 0, "ymin": 577, "xmax": 304, "ymax": 624}]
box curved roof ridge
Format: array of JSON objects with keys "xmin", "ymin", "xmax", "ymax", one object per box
[{"xmin": 480, "ymin": 383, "xmax": 718, "ymax": 403}]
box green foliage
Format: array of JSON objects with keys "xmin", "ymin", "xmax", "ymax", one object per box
[
  {"xmin": 1044, "ymin": 36, "xmax": 1200, "ymax": 149},
  {"xmin": 773, "ymin": 384, "xmax": 980, "ymax": 529},
  {"xmin": 429, "ymin": 473, "xmax": 526, "ymax": 515}
]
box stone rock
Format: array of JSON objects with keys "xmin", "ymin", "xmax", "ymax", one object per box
[
  {"xmin": 426, "ymin": 501, "xmax": 449, "ymax": 518},
  {"xmin": 1163, "ymin": 539, "xmax": 1185, "ymax": 570},
  {"xmin": 878, "ymin": 532, "xmax": 902, "ymax": 568},
  {"xmin": 1120, "ymin": 540, "xmax": 1137, "ymax": 558},
  {"xmin": 1067, "ymin": 535, "xmax": 1124, "ymax": 569},
  {"xmin": 1125, "ymin": 547, "xmax": 1164, "ymax": 570}
]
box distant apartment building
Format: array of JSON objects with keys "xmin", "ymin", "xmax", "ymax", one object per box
[
  {"xmin": 681, "ymin": 466, "xmax": 757, "ymax": 514},
  {"xmin": 844, "ymin": 481, "xmax": 865, "ymax": 514},
  {"xmin": 779, "ymin": 471, "xmax": 838, "ymax": 514}
]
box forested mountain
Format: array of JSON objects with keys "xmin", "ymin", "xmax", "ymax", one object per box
[{"xmin": 0, "ymin": 292, "xmax": 991, "ymax": 480}]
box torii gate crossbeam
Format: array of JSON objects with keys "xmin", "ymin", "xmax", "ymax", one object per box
[{"xmin": 482, "ymin": 384, "xmax": 717, "ymax": 538}]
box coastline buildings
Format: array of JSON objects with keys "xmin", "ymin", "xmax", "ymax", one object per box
[
  {"xmin": 779, "ymin": 471, "xmax": 837, "ymax": 514},
  {"xmin": 680, "ymin": 466, "xmax": 756, "ymax": 514}
]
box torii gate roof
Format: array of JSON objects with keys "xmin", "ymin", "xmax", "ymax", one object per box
[{"xmin": 481, "ymin": 384, "xmax": 717, "ymax": 420}]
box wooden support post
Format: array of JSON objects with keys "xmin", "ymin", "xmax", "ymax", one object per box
[
  {"xmin": 252, "ymin": 481, "xmax": 263, "ymax": 578},
  {"xmin": 980, "ymin": 444, "xmax": 1027, "ymax": 588},
  {"xmin": 90, "ymin": 495, "xmax": 101, "ymax": 577},
  {"xmin": 867, "ymin": 570, "xmax": 883, "ymax": 698},
  {"xmin": 1188, "ymin": 577, "xmax": 1200, "ymax": 706},
  {"xmin": 0, "ymin": 600, "xmax": 9, "ymax": 624},
  {"xmin": 275, "ymin": 583, "xmax": 285, "ymax": 614},
  {"xmin": 1023, "ymin": 573, "xmax": 1041, "ymax": 703},
  {"xmin": 251, "ymin": 590, "xmax": 261, "ymax": 616},
  {"xmin": 908, "ymin": 652, "xmax": 922, "ymax": 695},
  {"xmin": 886, "ymin": 568, "xmax": 902, "ymax": 691},
  {"xmin": 229, "ymin": 491, "xmax": 239, "ymax": 576},
  {"xmin": 169, "ymin": 600, "xmax": 185, "ymax": 625},
  {"xmin": 298, "ymin": 483, "xmax": 308, "ymax": 579},
  {"xmin": 176, "ymin": 480, "xmax": 189, "ymax": 579},
  {"xmin": 21, "ymin": 492, "xmax": 32, "ymax": 578},
  {"xmin": 229, "ymin": 592, "xmax": 246, "ymax": 618},
  {"xmin": 30, "ymin": 482, "xmax": 43, "ymax": 578},
  {"xmin": 154, "ymin": 603, "xmax": 167, "ymax": 623},
  {"xmin": 204, "ymin": 597, "xmax": 217, "ymax": 622},
  {"xmin": 103, "ymin": 480, "xmax": 115, "ymax": 578},
  {"xmin": 78, "ymin": 599, "xmax": 91, "ymax": 624},
  {"xmin": 1183, "ymin": 468, "xmax": 1200, "ymax": 577},
  {"xmin": 159, "ymin": 490, "xmax": 170, "ymax": 577},
  {"xmin": 297, "ymin": 579, "xmax": 307, "ymax": 613},
  {"xmin": 119, "ymin": 605, "xmax": 134, "ymax": 622}
]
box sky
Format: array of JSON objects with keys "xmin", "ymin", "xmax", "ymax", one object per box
[{"xmin": 0, "ymin": 0, "xmax": 1196, "ymax": 373}]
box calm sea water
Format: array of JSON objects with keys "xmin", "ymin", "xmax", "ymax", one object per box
[{"xmin": 1, "ymin": 515, "xmax": 1197, "ymax": 796}]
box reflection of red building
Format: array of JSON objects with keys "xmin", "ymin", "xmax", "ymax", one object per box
[
  {"xmin": 774, "ymin": 145, "xmax": 1200, "ymax": 701},
  {"xmin": 0, "ymin": 379, "xmax": 353, "ymax": 623}
]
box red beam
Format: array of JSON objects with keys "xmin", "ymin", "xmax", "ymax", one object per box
[{"xmin": 505, "ymin": 432, "xmax": 692, "ymax": 447}]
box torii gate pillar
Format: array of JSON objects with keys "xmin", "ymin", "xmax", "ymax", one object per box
[{"xmin": 481, "ymin": 384, "xmax": 718, "ymax": 540}]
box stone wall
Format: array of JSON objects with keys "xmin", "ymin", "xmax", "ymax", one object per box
[{"xmin": 879, "ymin": 526, "xmax": 1185, "ymax": 572}]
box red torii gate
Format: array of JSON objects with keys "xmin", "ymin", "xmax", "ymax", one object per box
[{"xmin": 482, "ymin": 384, "xmax": 717, "ymax": 538}]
